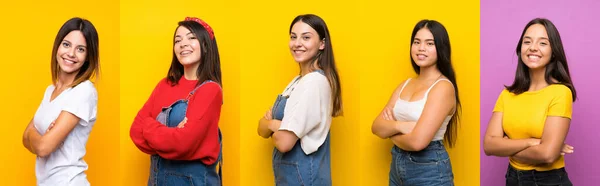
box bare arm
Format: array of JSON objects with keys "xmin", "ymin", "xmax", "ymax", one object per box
[
  {"xmin": 511, "ymin": 116, "xmax": 571, "ymax": 164},
  {"xmin": 257, "ymin": 109, "xmax": 275, "ymax": 138},
  {"xmin": 27, "ymin": 111, "xmax": 80, "ymax": 157},
  {"xmin": 483, "ymin": 112, "xmax": 540, "ymax": 156},
  {"xmin": 22, "ymin": 119, "xmax": 35, "ymax": 154},
  {"xmin": 390, "ymin": 81, "xmax": 456, "ymax": 151},
  {"xmin": 372, "ymin": 80, "xmax": 415, "ymax": 138}
]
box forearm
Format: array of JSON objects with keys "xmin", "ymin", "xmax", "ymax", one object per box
[
  {"xmin": 372, "ymin": 119, "xmax": 402, "ymax": 138},
  {"xmin": 390, "ymin": 134, "xmax": 421, "ymax": 151},
  {"xmin": 483, "ymin": 136, "xmax": 532, "ymax": 157},
  {"xmin": 258, "ymin": 118, "xmax": 274, "ymax": 138},
  {"xmin": 22, "ymin": 129, "xmax": 34, "ymax": 154},
  {"xmin": 512, "ymin": 144, "xmax": 560, "ymax": 165},
  {"xmin": 27, "ymin": 127, "xmax": 49, "ymax": 157}
]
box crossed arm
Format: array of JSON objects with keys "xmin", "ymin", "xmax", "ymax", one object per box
[
  {"xmin": 372, "ymin": 81, "xmax": 456, "ymax": 151},
  {"xmin": 22, "ymin": 112, "xmax": 81, "ymax": 157},
  {"xmin": 483, "ymin": 112, "xmax": 572, "ymax": 165}
]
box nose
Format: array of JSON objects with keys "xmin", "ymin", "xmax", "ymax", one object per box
[
  {"xmin": 528, "ymin": 42, "xmax": 538, "ymax": 52},
  {"xmin": 293, "ymin": 39, "xmax": 302, "ymax": 47},
  {"xmin": 67, "ymin": 47, "xmax": 76, "ymax": 58},
  {"xmin": 179, "ymin": 40, "xmax": 189, "ymax": 49},
  {"xmin": 418, "ymin": 42, "xmax": 425, "ymax": 51}
]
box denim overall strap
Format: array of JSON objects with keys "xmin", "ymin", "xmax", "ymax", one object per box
[
  {"xmin": 185, "ymin": 80, "xmax": 214, "ymax": 102},
  {"xmin": 190, "ymin": 80, "xmax": 223, "ymax": 185}
]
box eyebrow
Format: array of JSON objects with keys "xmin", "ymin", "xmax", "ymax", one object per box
[
  {"xmin": 175, "ymin": 32, "xmax": 194, "ymax": 38},
  {"xmin": 291, "ymin": 32, "xmax": 313, "ymax": 35},
  {"xmin": 62, "ymin": 39, "xmax": 87, "ymax": 48},
  {"xmin": 414, "ymin": 38, "xmax": 434, "ymax": 42},
  {"xmin": 524, "ymin": 36, "xmax": 549, "ymax": 40}
]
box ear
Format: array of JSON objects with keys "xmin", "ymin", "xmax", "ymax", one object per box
[{"xmin": 319, "ymin": 38, "xmax": 325, "ymax": 50}]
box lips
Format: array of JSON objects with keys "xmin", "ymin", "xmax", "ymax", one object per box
[
  {"xmin": 63, "ymin": 58, "xmax": 77, "ymax": 65},
  {"xmin": 526, "ymin": 54, "xmax": 542, "ymax": 61},
  {"xmin": 293, "ymin": 50, "xmax": 305, "ymax": 55},
  {"xmin": 180, "ymin": 50, "xmax": 193, "ymax": 56},
  {"xmin": 416, "ymin": 54, "xmax": 427, "ymax": 60}
]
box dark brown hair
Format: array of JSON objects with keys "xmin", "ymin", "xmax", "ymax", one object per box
[
  {"xmin": 167, "ymin": 20, "xmax": 222, "ymax": 86},
  {"xmin": 507, "ymin": 18, "xmax": 576, "ymax": 101},
  {"xmin": 410, "ymin": 20, "xmax": 461, "ymax": 148},
  {"xmin": 51, "ymin": 17, "xmax": 100, "ymax": 87},
  {"xmin": 290, "ymin": 14, "xmax": 343, "ymax": 117}
]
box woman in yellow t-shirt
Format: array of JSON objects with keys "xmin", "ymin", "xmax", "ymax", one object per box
[{"xmin": 483, "ymin": 18, "xmax": 577, "ymax": 186}]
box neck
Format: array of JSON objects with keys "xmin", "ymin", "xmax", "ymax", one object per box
[
  {"xmin": 529, "ymin": 67, "xmax": 548, "ymax": 91},
  {"xmin": 56, "ymin": 71, "xmax": 77, "ymax": 89},
  {"xmin": 299, "ymin": 60, "xmax": 319, "ymax": 76},
  {"xmin": 183, "ymin": 63, "xmax": 200, "ymax": 80},
  {"xmin": 417, "ymin": 65, "xmax": 442, "ymax": 80}
]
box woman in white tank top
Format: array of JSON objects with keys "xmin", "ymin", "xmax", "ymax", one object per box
[{"xmin": 371, "ymin": 20, "xmax": 461, "ymax": 186}]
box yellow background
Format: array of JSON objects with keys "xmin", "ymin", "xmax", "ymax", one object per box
[
  {"xmin": 0, "ymin": 1, "xmax": 120, "ymax": 185},
  {"xmin": 119, "ymin": 0, "xmax": 240, "ymax": 185},
  {"xmin": 239, "ymin": 0, "xmax": 361, "ymax": 185},
  {"xmin": 358, "ymin": 1, "xmax": 481, "ymax": 185}
]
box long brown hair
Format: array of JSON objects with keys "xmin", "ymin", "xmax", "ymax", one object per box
[
  {"xmin": 50, "ymin": 17, "xmax": 100, "ymax": 87},
  {"xmin": 507, "ymin": 18, "xmax": 577, "ymax": 101},
  {"xmin": 167, "ymin": 20, "xmax": 222, "ymax": 87},
  {"xmin": 290, "ymin": 14, "xmax": 343, "ymax": 117},
  {"xmin": 410, "ymin": 20, "xmax": 461, "ymax": 148}
]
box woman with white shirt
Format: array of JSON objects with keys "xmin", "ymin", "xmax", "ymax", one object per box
[
  {"xmin": 22, "ymin": 17, "xmax": 99, "ymax": 186},
  {"xmin": 371, "ymin": 20, "xmax": 461, "ymax": 186},
  {"xmin": 257, "ymin": 14, "xmax": 342, "ymax": 186}
]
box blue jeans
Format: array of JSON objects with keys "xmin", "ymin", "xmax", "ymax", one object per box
[
  {"xmin": 270, "ymin": 85, "xmax": 332, "ymax": 186},
  {"xmin": 148, "ymin": 81, "xmax": 222, "ymax": 186},
  {"xmin": 272, "ymin": 135, "xmax": 332, "ymax": 186},
  {"xmin": 389, "ymin": 141, "xmax": 454, "ymax": 186},
  {"xmin": 506, "ymin": 165, "xmax": 572, "ymax": 186}
]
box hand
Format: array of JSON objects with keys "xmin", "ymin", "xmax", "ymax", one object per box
[
  {"xmin": 177, "ymin": 117, "xmax": 188, "ymax": 128},
  {"xmin": 526, "ymin": 138, "xmax": 541, "ymax": 147},
  {"xmin": 46, "ymin": 121, "xmax": 56, "ymax": 133},
  {"xmin": 383, "ymin": 107, "xmax": 396, "ymax": 121},
  {"xmin": 264, "ymin": 109, "xmax": 273, "ymax": 120},
  {"xmin": 561, "ymin": 143, "xmax": 574, "ymax": 155},
  {"xmin": 397, "ymin": 121, "xmax": 417, "ymax": 134}
]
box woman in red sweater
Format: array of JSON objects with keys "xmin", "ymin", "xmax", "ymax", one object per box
[{"xmin": 129, "ymin": 17, "xmax": 223, "ymax": 186}]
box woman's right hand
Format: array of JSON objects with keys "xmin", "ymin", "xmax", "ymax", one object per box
[
  {"xmin": 264, "ymin": 109, "xmax": 273, "ymax": 120},
  {"xmin": 561, "ymin": 143, "xmax": 574, "ymax": 155}
]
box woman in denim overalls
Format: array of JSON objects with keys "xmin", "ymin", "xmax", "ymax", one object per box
[
  {"xmin": 257, "ymin": 14, "xmax": 343, "ymax": 186},
  {"xmin": 130, "ymin": 17, "xmax": 224, "ymax": 186},
  {"xmin": 372, "ymin": 20, "xmax": 461, "ymax": 186}
]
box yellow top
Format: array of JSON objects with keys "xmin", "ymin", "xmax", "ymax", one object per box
[{"xmin": 493, "ymin": 84, "xmax": 573, "ymax": 171}]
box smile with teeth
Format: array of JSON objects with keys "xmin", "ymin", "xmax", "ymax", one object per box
[
  {"xmin": 293, "ymin": 50, "xmax": 305, "ymax": 54},
  {"xmin": 180, "ymin": 50, "xmax": 193, "ymax": 56},
  {"xmin": 63, "ymin": 58, "xmax": 77, "ymax": 64},
  {"xmin": 527, "ymin": 54, "xmax": 541, "ymax": 61}
]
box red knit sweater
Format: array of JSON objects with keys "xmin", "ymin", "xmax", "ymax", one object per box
[{"xmin": 130, "ymin": 77, "xmax": 222, "ymax": 165}]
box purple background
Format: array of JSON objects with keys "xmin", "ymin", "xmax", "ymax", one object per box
[{"xmin": 480, "ymin": 0, "xmax": 600, "ymax": 185}]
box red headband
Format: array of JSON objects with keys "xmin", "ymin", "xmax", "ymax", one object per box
[{"xmin": 184, "ymin": 17, "xmax": 214, "ymax": 40}]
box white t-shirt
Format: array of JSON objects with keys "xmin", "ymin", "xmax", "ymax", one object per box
[
  {"xmin": 278, "ymin": 72, "xmax": 332, "ymax": 155},
  {"xmin": 33, "ymin": 80, "xmax": 97, "ymax": 186}
]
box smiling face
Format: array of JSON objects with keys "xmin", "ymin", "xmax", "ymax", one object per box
[
  {"xmin": 520, "ymin": 24, "xmax": 552, "ymax": 70},
  {"xmin": 56, "ymin": 30, "xmax": 87, "ymax": 75},
  {"xmin": 411, "ymin": 28, "xmax": 438, "ymax": 68},
  {"xmin": 174, "ymin": 26, "xmax": 202, "ymax": 67},
  {"xmin": 289, "ymin": 21, "xmax": 325, "ymax": 64}
]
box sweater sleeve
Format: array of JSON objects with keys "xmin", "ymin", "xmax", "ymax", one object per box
[
  {"xmin": 142, "ymin": 82, "xmax": 223, "ymax": 161},
  {"xmin": 129, "ymin": 80, "xmax": 164, "ymax": 155}
]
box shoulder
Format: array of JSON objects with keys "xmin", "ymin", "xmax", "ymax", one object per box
[
  {"xmin": 429, "ymin": 79, "xmax": 455, "ymax": 96},
  {"xmin": 299, "ymin": 71, "xmax": 329, "ymax": 89},
  {"xmin": 547, "ymin": 84, "xmax": 573, "ymax": 100},
  {"xmin": 71, "ymin": 80, "xmax": 98, "ymax": 98}
]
